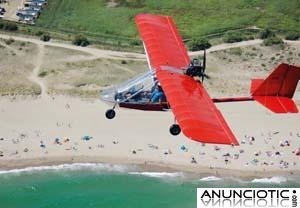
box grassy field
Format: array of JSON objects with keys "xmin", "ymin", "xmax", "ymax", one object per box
[{"xmin": 34, "ymin": 0, "xmax": 300, "ymax": 45}]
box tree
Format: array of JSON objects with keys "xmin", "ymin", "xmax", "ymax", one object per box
[
  {"xmin": 73, "ymin": 35, "xmax": 90, "ymax": 47},
  {"xmin": 40, "ymin": 34, "xmax": 51, "ymax": 42},
  {"xmin": 285, "ymin": 32, "xmax": 300, "ymax": 40},
  {"xmin": 263, "ymin": 36, "xmax": 283, "ymax": 46},
  {"xmin": 223, "ymin": 32, "xmax": 244, "ymax": 43},
  {"xmin": 187, "ymin": 38, "xmax": 211, "ymax": 51},
  {"xmin": 260, "ymin": 28, "xmax": 274, "ymax": 39},
  {"xmin": 2, "ymin": 22, "xmax": 18, "ymax": 31}
]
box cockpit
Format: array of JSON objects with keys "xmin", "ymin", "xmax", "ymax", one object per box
[{"xmin": 100, "ymin": 71, "xmax": 166, "ymax": 108}]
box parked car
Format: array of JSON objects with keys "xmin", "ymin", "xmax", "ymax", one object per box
[
  {"xmin": 28, "ymin": 5, "xmax": 42, "ymax": 11},
  {"xmin": 16, "ymin": 9, "xmax": 39, "ymax": 18},
  {"xmin": 0, "ymin": 7, "xmax": 6, "ymax": 16},
  {"xmin": 24, "ymin": 1, "xmax": 44, "ymax": 7},
  {"xmin": 18, "ymin": 14, "xmax": 35, "ymax": 24}
]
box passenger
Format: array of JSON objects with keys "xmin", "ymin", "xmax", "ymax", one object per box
[
  {"xmin": 124, "ymin": 86, "xmax": 137, "ymax": 98},
  {"xmin": 150, "ymin": 84, "xmax": 165, "ymax": 103}
]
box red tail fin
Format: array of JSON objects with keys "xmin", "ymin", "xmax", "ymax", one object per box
[{"xmin": 251, "ymin": 63, "xmax": 300, "ymax": 113}]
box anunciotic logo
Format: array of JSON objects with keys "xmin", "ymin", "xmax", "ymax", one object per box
[{"xmin": 197, "ymin": 188, "xmax": 299, "ymax": 208}]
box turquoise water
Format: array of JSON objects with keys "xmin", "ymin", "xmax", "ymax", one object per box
[{"xmin": 0, "ymin": 164, "xmax": 299, "ymax": 208}]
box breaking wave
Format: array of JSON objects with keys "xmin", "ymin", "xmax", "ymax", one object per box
[
  {"xmin": 0, "ymin": 164, "xmax": 184, "ymax": 179},
  {"xmin": 0, "ymin": 163, "xmax": 131, "ymax": 175},
  {"xmin": 251, "ymin": 176, "xmax": 287, "ymax": 184},
  {"xmin": 128, "ymin": 171, "xmax": 184, "ymax": 178},
  {"xmin": 199, "ymin": 176, "xmax": 223, "ymax": 181}
]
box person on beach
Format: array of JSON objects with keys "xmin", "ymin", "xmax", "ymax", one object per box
[
  {"xmin": 40, "ymin": 141, "xmax": 46, "ymax": 148},
  {"xmin": 191, "ymin": 156, "xmax": 197, "ymax": 164}
]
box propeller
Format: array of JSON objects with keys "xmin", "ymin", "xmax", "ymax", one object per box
[
  {"xmin": 201, "ymin": 49, "xmax": 206, "ymax": 83},
  {"xmin": 204, "ymin": 74, "xmax": 210, "ymax": 79},
  {"xmin": 161, "ymin": 49, "xmax": 210, "ymax": 82}
]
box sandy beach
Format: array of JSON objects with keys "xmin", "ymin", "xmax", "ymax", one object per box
[{"xmin": 0, "ymin": 95, "xmax": 299, "ymax": 178}]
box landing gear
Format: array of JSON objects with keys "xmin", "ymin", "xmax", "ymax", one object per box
[
  {"xmin": 169, "ymin": 124, "xmax": 181, "ymax": 136},
  {"xmin": 105, "ymin": 102, "xmax": 117, "ymax": 119},
  {"xmin": 105, "ymin": 109, "xmax": 116, "ymax": 119}
]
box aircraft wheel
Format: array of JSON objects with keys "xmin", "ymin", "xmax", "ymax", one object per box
[
  {"xmin": 105, "ymin": 109, "xmax": 116, "ymax": 119},
  {"xmin": 169, "ymin": 124, "xmax": 181, "ymax": 136}
]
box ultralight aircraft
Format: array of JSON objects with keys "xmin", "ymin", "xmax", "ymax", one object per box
[{"xmin": 101, "ymin": 14, "xmax": 300, "ymax": 145}]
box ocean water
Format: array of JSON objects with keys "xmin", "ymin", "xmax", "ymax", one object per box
[{"xmin": 0, "ymin": 163, "xmax": 299, "ymax": 208}]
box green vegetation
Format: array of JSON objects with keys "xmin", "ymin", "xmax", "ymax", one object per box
[
  {"xmin": 285, "ymin": 31, "xmax": 300, "ymax": 40},
  {"xmin": 259, "ymin": 28, "xmax": 274, "ymax": 39},
  {"xmin": 228, "ymin": 47, "xmax": 243, "ymax": 56},
  {"xmin": 0, "ymin": 20, "xmax": 18, "ymax": 31},
  {"xmin": 187, "ymin": 38, "xmax": 211, "ymax": 51},
  {"xmin": 40, "ymin": 34, "xmax": 51, "ymax": 42},
  {"xmin": 263, "ymin": 36, "xmax": 283, "ymax": 46},
  {"xmin": 35, "ymin": 30, "xmax": 45, "ymax": 36},
  {"xmin": 32, "ymin": 0, "xmax": 299, "ymax": 48},
  {"xmin": 73, "ymin": 35, "xmax": 90, "ymax": 47},
  {"xmin": 38, "ymin": 71, "xmax": 48, "ymax": 77},
  {"xmin": 223, "ymin": 30, "xmax": 256, "ymax": 43},
  {"xmin": 258, "ymin": 28, "xmax": 283, "ymax": 46},
  {"xmin": 223, "ymin": 31, "xmax": 244, "ymax": 43},
  {"xmin": 4, "ymin": 38, "xmax": 14, "ymax": 45}
]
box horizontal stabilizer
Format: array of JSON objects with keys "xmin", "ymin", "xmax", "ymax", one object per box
[{"xmin": 253, "ymin": 96, "xmax": 298, "ymax": 113}]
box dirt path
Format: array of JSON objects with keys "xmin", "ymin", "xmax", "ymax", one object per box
[
  {"xmin": 190, "ymin": 39, "xmax": 300, "ymax": 56},
  {"xmin": 28, "ymin": 44, "xmax": 48, "ymax": 99},
  {"xmin": 0, "ymin": 33, "xmax": 146, "ymax": 60},
  {"xmin": 189, "ymin": 39, "xmax": 263, "ymax": 56}
]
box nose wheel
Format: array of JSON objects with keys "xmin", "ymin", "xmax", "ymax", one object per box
[
  {"xmin": 105, "ymin": 109, "xmax": 116, "ymax": 119},
  {"xmin": 169, "ymin": 124, "xmax": 181, "ymax": 136}
]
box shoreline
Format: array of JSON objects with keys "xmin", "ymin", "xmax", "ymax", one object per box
[{"xmin": 1, "ymin": 155, "xmax": 299, "ymax": 180}]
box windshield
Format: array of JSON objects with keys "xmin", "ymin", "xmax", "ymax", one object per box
[{"xmin": 100, "ymin": 71, "xmax": 156, "ymax": 103}]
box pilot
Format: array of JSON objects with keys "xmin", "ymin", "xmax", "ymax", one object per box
[{"xmin": 150, "ymin": 84, "xmax": 166, "ymax": 103}]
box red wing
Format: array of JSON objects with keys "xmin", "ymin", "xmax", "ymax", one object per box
[
  {"xmin": 157, "ymin": 69, "xmax": 238, "ymax": 145},
  {"xmin": 135, "ymin": 14, "xmax": 190, "ymax": 69},
  {"xmin": 135, "ymin": 14, "xmax": 238, "ymax": 145}
]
